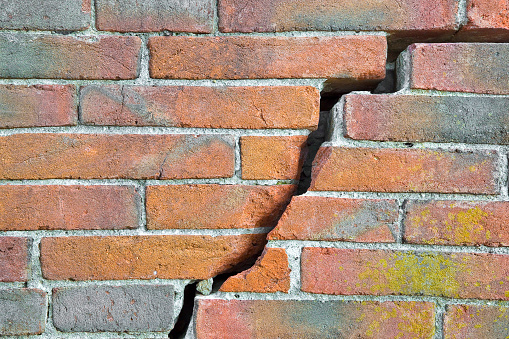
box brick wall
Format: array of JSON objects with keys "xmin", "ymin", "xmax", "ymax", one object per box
[{"xmin": 0, "ymin": 0, "xmax": 508, "ymax": 338}]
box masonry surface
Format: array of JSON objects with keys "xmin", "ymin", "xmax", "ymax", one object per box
[{"xmin": 0, "ymin": 0, "xmax": 508, "ymax": 338}]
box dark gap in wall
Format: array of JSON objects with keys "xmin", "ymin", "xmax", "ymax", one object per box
[
  {"xmin": 168, "ymin": 282, "xmax": 197, "ymax": 339},
  {"xmin": 372, "ymin": 65, "xmax": 397, "ymax": 94}
]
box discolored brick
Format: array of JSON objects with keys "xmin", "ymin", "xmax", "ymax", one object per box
[
  {"xmin": 0, "ymin": 237, "xmax": 31, "ymax": 282},
  {"xmin": 0, "ymin": 85, "xmax": 77, "ymax": 128},
  {"xmin": 301, "ymin": 247, "xmax": 509, "ymax": 299},
  {"xmin": 0, "ymin": 185, "xmax": 140, "ymax": 231},
  {"xmin": 195, "ymin": 299, "xmax": 436, "ymax": 338},
  {"xmin": 40, "ymin": 234, "xmax": 266, "ymax": 280},
  {"xmin": 80, "ymin": 85, "xmax": 319, "ymax": 130},
  {"xmin": 0, "ymin": 34, "xmax": 141, "ymax": 79},
  {"xmin": 146, "ymin": 184, "xmax": 296, "ymax": 229},
  {"xmin": 0, "ymin": 289, "xmax": 47, "ymax": 336},
  {"xmin": 444, "ymin": 305, "xmax": 509, "ymax": 339},
  {"xmin": 309, "ymin": 146, "xmax": 498, "ymax": 194},
  {"xmin": 0, "ymin": 133, "xmax": 235, "ymax": 180},
  {"xmin": 241, "ymin": 136, "xmax": 308, "ymax": 180},
  {"xmin": 220, "ymin": 248, "xmax": 290, "ymax": 293},
  {"xmin": 268, "ymin": 196, "xmax": 398, "ymax": 242}
]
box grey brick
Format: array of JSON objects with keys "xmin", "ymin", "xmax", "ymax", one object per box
[
  {"xmin": 0, "ymin": 289, "xmax": 47, "ymax": 336},
  {"xmin": 52, "ymin": 285, "xmax": 175, "ymax": 332}
]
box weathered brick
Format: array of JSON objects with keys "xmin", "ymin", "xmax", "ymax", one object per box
[
  {"xmin": 40, "ymin": 234, "xmax": 266, "ymax": 280},
  {"xmin": 220, "ymin": 248, "xmax": 290, "ymax": 293},
  {"xmin": 0, "ymin": 237, "xmax": 30, "ymax": 282},
  {"xmin": 444, "ymin": 305, "xmax": 509, "ymax": 339},
  {"xmin": 219, "ymin": 0, "xmax": 457, "ymax": 35},
  {"xmin": 0, "ymin": 85, "xmax": 76, "ymax": 128},
  {"xmin": 53, "ymin": 285, "xmax": 174, "ymax": 332},
  {"xmin": 0, "ymin": 0, "xmax": 90, "ymax": 30},
  {"xmin": 456, "ymin": 0, "xmax": 509, "ymax": 42},
  {"xmin": 0, "ymin": 34, "xmax": 141, "ymax": 79},
  {"xmin": 148, "ymin": 36, "xmax": 387, "ymax": 87},
  {"xmin": 268, "ymin": 196, "xmax": 398, "ymax": 242},
  {"xmin": 80, "ymin": 85, "xmax": 320, "ymax": 130},
  {"xmin": 402, "ymin": 43, "xmax": 509, "ymax": 94},
  {"xmin": 0, "ymin": 289, "xmax": 47, "ymax": 336},
  {"xmin": 344, "ymin": 93, "xmax": 509, "ymax": 144},
  {"xmin": 405, "ymin": 200, "xmax": 509, "ymax": 246},
  {"xmin": 309, "ymin": 147, "xmax": 498, "ymax": 194},
  {"xmin": 0, "ymin": 185, "xmax": 140, "ymax": 231},
  {"xmin": 301, "ymin": 248, "xmax": 509, "ymax": 299},
  {"xmin": 0, "ymin": 133, "xmax": 234, "ymax": 180},
  {"xmin": 195, "ymin": 299, "xmax": 435, "ymax": 338},
  {"xmin": 146, "ymin": 184, "xmax": 295, "ymax": 230},
  {"xmin": 241, "ymin": 136, "xmax": 308, "ymax": 180},
  {"xmin": 96, "ymin": 0, "xmax": 213, "ymax": 32}
]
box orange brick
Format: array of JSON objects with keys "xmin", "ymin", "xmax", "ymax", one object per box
[
  {"xmin": 309, "ymin": 147, "xmax": 498, "ymax": 194},
  {"xmin": 0, "ymin": 85, "xmax": 76, "ymax": 128},
  {"xmin": 40, "ymin": 234, "xmax": 266, "ymax": 280},
  {"xmin": 220, "ymin": 248, "xmax": 290, "ymax": 293},
  {"xmin": 456, "ymin": 0, "xmax": 509, "ymax": 42},
  {"xmin": 241, "ymin": 136, "xmax": 308, "ymax": 180},
  {"xmin": 0, "ymin": 185, "xmax": 140, "ymax": 231},
  {"xmin": 148, "ymin": 36, "xmax": 386, "ymax": 86},
  {"xmin": 0, "ymin": 134, "xmax": 234, "ymax": 180},
  {"xmin": 146, "ymin": 184, "xmax": 296, "ymax": 229},
  {"xmin": 80, "ymin": 85, "xmax": 319, "ymax": 130}
]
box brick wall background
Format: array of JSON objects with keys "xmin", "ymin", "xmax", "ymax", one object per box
[{"xmin": 0, "ymin": 0, "xmax": 508, "ymax": 338}]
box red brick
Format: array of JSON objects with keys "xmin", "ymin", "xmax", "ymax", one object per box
[
  {"xmin": 456, "ymin": 0, "xmax": 509, "ymax": 42},
  {"xmin": 220, "ymin": 248, "xmax": 290, "ymax": 293},
  {"xmin": 0, "ymin": 85, "xmax": 76, "ymax": 128},
  {"xmin": 309, "ymin": 147, "xmax": 498, "ymax": 194},
  {"xmin": 148, "ymin": 36, "xmax": 387, "ymax": 86},
  {"xmin": 301, "ymin": 247, "xmax": 509, "ymax": 299},
  {"xmin": 195, "ymin": 299, "xmax": 436, "ymax": 338},
  {"xmin": 0, "ymin": 133, "xmax": 234, "ymax": 180},
  {"xmin": 444, "ymin": 305, "xmax": 509, "ymax": 339},
  {"xmin": 0, "ymin": 34, "xmax": 141, "ymax": 80},
  {"xmin": 80, "ymin": 85, "xmax": 320, "ymax": 130},
  {"xmin": 403, "ymin": 43, "xmax": 509, "ymax": 94},
  {"xmin": 96, "ymin": 0, "xmax": 213, "ymax": 33},
  {"xmin": 405, "ymin": 200, "xmax": 509, "ymax": 246},
  {"xmin": 146, "ymin": 184, "xmax": 295, "ymax": 230},
  {"xmin": 343, "ymin": 93, "xmax": 509, "ymax": 144},
  {"xmin": 268, "ymin": 196, "xmax": 398, "ymax": 242},
  {"xmin": 0, "ymin": 185, "xmax": 140, "ymax": 231},
  {"xmin": 241, "ymin": 136, "xmax": 308, "ymax": 180},
  {"xmin": 219, "ymin": 0, "xmax": 458, "ymax": 35},
  {"xmin": 40, "ymin": 234, "xmax": 266, "ymax": 280},
  {"xmin": 0, "ymin": 238, "xmax": 30, "ymax": 282}
]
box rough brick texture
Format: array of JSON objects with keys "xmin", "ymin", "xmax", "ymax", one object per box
[
  {"xmin": 220, "ymin": 248, "xmax": 290, "ymax": 293},
  {"xmin": 444, "ymin": 305, "xmax": 509, "ymax": 339},
  {"xmin": 146, "ymin": 184, "xmax": 295, "ymax": 229},
  {"xmin": 148, "ymin": 36, "xmax": 387, "ymax": 84},
  {"xmin": 0, "ymin": 289, "xmax": 47, "ymax": 336},
  {"xmin": 343, "ymin": 93, "xmax": 509, "ymax": 144},
  {"xmin": 402, "ymin": 43, "xmax": 509, "ymax": 94},
  {"xmin": 80, "ymin": 85, "xmax": 320, "ymax": 129},
  {"xmin": 40, "ymin": 234, "xmax": 266, "ymax": 280},
  {"xmin": 268, "ymin": 196, "xmax": 398, "ymax": 242},
  {"xmin": 0, "ymin": 133, "xmax": 235, "ymax": 179},
  {"xmin": 301, "ymin": 248, "xmax": 509, "ymax": 299},
  {"xmin": 195, "ymin": 299, "xmax": 436, "ymax": 338},
  {"xmin": 0, "ymin": 0, "xmax": 90, "ymax": 31},
  {"xmin": 241, "ymin": 136, "xmax": 308, "ymax": 180},
  {"xmin": 0, "ymin": 85, "xmax": 77, "ymax": 128},
  {"xmin": 456, "ymin": 0, "xmax": 509, "ymax": 41},
  {"xmin": 310, "ymin": 147, "xmax": 498, "ymax": 194},
  {"xmin": 405, "ymin": 200, "xmax": 509, "ymax": 246},
  {"xmin": 219, "ymin": 0, "xmax": 458, "ymax": 35},
  {"xmin": 0, "ymin": 34, "xmax": 141, "ymax": 79},
  {"xmin": 53, "ymin": 285, "xmax": 174, "ymax": 332},
  {"xmin": 0, "ymin": 237, "xmax": 31, "ymax": 282},
  {"xmin": 95, "ymin": 0, "xmax": 213, "ymax": 33},
  {"xmin": 0, "ymin": 185, "xmax": 140, "ymax": 230}
]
